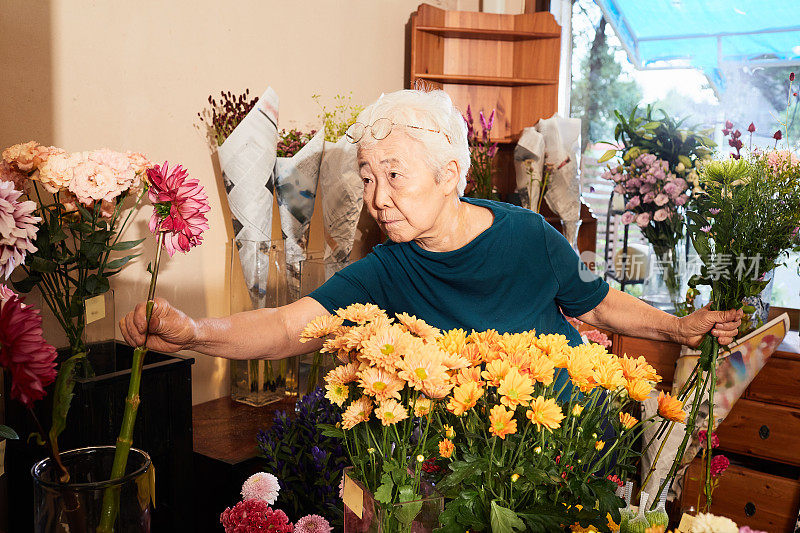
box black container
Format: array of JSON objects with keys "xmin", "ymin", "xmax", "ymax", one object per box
[{"xmin": 2, "ymin": 341, "xmax": 193, "ymax": 532}]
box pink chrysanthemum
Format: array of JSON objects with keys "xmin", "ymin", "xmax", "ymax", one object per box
[
  {"xmin": 147, "ymin": 162, "xmax": 210, "ymax": 256},
  {"xmin": 0, "ymin": 181, "xmax": 40, "ymax": 279},
  {"xmin": 220, "ymin": 499, "xmax": 292, "ymax": 533},
  {"xmin": 0, "ymin": 292, "xmax": 58, "ymax": 407},
  {"xmin": 241, "ymin": 472, "xmax": 280, "ymax": 504},
  {"xmin": 295, "ymin": 514, "xmax": 332, "ymax": 533}
]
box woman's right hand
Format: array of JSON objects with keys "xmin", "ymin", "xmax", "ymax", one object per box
[{"xmin": 119, "ymin": 297, "xmax": 197, "ymax": 353}]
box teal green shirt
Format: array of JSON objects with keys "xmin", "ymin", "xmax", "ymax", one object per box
[{"xmin": 309, "ymin": 198, "xmax": 608, "ymax": 347}]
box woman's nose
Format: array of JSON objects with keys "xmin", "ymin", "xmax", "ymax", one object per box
[{"xmin": 373, "ymin": 181, "xmax": 392, "ymax": 208}]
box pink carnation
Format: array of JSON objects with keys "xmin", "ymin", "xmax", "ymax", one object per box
[
  {"xmin": 0, "ymin": 181, "xmax": 40, "ymax": 279},
  {"xmin": 625, "ymin": 196, "xmax": 641, "ymax": 210},
  {"xmin": 147, "ymin": 162, "xmax": 210, "ymax": 256},
  {"xmin": 0, "ymin": 161, "xmax": 29, "ymax": 191},
  {"xmin": 584, "ymin": 329, "xmax": 611, "ymax": 348},
  {"xmin": 636, "ymin": 212, "xmax": 651, "ymax": 227},
  {"xmin": 220, "ymin": 499, "xmax": 292, "ymax": 533},
  {"xmin": 2, "ymin": 142, "xmax": 66, "ymax": 190},
  {"xmin": 620, "ymin": 211, "xmax": 636, "ymax": 225},
  {"xmin": 241, "ymin": 472, "xmax": 280, "ymax": 504},
  {"xmin": 654, "ymin": 193, "xmax": 669, "ymax": 206},
  {"xmin": 710, "ymin": 454, "xmax": 730, "ymax": 478},
  {"xmin": 674, "ymin": 195, "xmax": 688, "ymax": 206},
  {"xmin": 698, "ymin": 430, "xmax": 720, "ymax": 448},
  {"xmin": 295, "ymin": 514, "xmax": 332, "ymax": 533},
  {"xmin": 37, "ymin": 151, "xmax": 82, "ymax": 193},
  {"xmin": 653, "ymin": 208, "xmax": 670, "ymax": 222}
]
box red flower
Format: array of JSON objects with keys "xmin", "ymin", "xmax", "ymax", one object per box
[
  {"xmin": 147, "ymin": 162, "xmax": 210, "ymax": 256},
  {"xmin": 698, "ymin": 430, "xmax": 720, "ymax": 449},
  {"xmin": 725, "ymin": 120, "xmax": 734, "ymax": 130},
  {"xmin": 774, "ymin": 130, "xmax": 783, "ymax": 141},
  {"xmin": 710, "ymin": 454, "xmax": 730, "ymax": 478},
  {"xmin": 0, "ymin": 291, "xmax": 57, "ymax": 407},
  {"xmin": 220, "ymin": 499, "xmax": 292, "ymax": 533},
  {"xmin": 747, "ymin": 122, "xmax": 756, "ymax": 133},
  {"xmin": 790, "ymin": 72, "xmax": 795, "ymax": 82},
  {"xmin": 606, "ymin": 474, "xmax": 623, "ymax": 488}
]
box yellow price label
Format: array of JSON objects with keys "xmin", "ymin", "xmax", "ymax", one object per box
[
  {"xmin": 85, "ymin": 294, "xmax": 106, "ymax": 325},
  {"xmin": 342, "ymin": 473, "xmax": 364, "ymax": 519},
  {"xmin": 677, "ymin": 513, "xmax": 695, "ymax": 532}
]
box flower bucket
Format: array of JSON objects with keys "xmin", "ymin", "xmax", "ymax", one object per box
[
  {"xmin": 342, "ymin": 470, "xmax": 443, "ymax": 533},
  {"xmin": 31, "ymin": 446, "xmax": 153, "ymax": 533}
]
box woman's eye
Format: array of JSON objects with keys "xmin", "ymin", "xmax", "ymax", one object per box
[
  {"xmin": 361, "ymin": 176, "xmax": 373, "ymax": 185},
  {"xmin": 389, "ymin": 172, "xmax": 400, "ymax": 179}
]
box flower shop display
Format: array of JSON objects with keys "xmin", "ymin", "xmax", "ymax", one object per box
[
  {"xmin": 601, "ymin": 106, "xmax": 715, "ymax": 312},
  {"xmin": 256, "ymin": 387, "xmax": 348, "ymax": 527},
  {"xmin": 464, "ymin": 105, "xmax": 499, "ymax": 200},
  {"xmin": 300, "ymin": 304, "xmax": 683, "ymax": 532},
  {"xmin": 514, "ymin": 126, "xmax": 545, "ymax": 211}
]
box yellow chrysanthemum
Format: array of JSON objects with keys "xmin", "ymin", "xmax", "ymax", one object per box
[
  {"xmin": 324, "ymin": 381, "xmax": 349, "ymax": 407},
  {"xmin": 336, "ymin": 303, "xmax": 387, "ymax": 324},
  {"xmin": 535, "ymin": 334, "xmax": 571, "ymax": 367},
  {"xmin": 447, "ymin": 381, "xmax": 484, "ymax": 416},
  {"xmin": 626, "ymin": 379, "xmax": 653, "ymax": 402},
  {"xmin": 413, "ymin": 397, "xmax": 432, "ymax": 416},
  {"xmin": 481, "ymin": 359, "xmax": 511, "ymax": 387},
  {"xmin": 443, "ymin": 424, "xmax": 456, "ymax": 439},
  {"xmin": 456, "ymin": 366, "xmax": 484, "ymax": 387},
  {"xmin": 526, "ymin": 396, "xmax": 565, "ymax": 432},
  {"xmin": 489, "ymin": 404, "xmax": 517, "ymax": 439},
  {"xmin": 657, "ymin": 391, "xmax": 687, "ymax": 423},
  {"xmin": 572, "ymin": 342, "xmax": 611, "ymax": 367},
  {"xmin": 374, "ymin": 399, "xmax": 408, "ymax": 426},
  {"xmin": 300, "ymin": 314, "xmax": 344, "ymax": 342},
  {"xmin": 438, "ymin": 438, "xmax": 455, "ymax": 458},
  {"xmin": 497, "ymin": 332, "xmax": 535, "ymax": 356},
  {"xmin": 619, "ymin": 412, "xmax": 637, "ymax": 430},
  {"xmin": 527, "ymin": 353, "xmax": 556, "ymax": 386},
  {"xmin": 341, "ymin": 396, "xmax": 373, "ymax": 429},
  {"xmin": 324, "ymin": 362, "xmax": 360, "ymax": 384},
  {"xmin": 592, "ymin": 357, "xmax": 626, "ymax": 390},
  {"xmin": 595, "ymin": 440, "xmax": 605, "ymax": 451},
  {"xmin": 572, "ymin": 404, "xmax": 584, "ymax": 416},
  {"xmin": 397, "ymin": 343, "xmax": 449, "ymax": 390},
  {"xmin": 501, "ymin": 348, "xmax": 531, "ymax": 370},
  {"xmin": 357, "ymin": 367, "xmax": 404, "ymax": 402},
  {"xmin": 460, "ymin": 343, "xmax": 484, "ymax": 366},
  {"xmin": 360, "ymin": 324, "xmax": 412, "ymax": 370},
  {"xmin": 395, "ymin": 312, "xmax": 441, "ymax": 342},
  {"xmin": 438, "ymin": 328, "xmax": 468, "ymax": 355},
  {"xmin": 497, "ymin": 367, "xmax": 534, "ymax": 409},
  {"xmin": 467, "ymin": 329, "xmax": 501, "ymax": 347},
  {"xmin": 619, "ymin": 354, "xmax": 662, "ymax": 383},
  {"xmin": 566, "ymin": 350, "xmax": 595, "ymax": 393}
]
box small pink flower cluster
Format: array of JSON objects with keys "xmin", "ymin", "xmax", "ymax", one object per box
[
  {"xmin": 603, "ymin": 152, "xmax": 689, "ymax": 228},
  {"xmin": 710, "ymin": 454, "xmax": 730, "ymax": 478},
  {"xmin": 220, "ymin": 499, "xmax": 292, "ymax": 533},
  {"xmin": 697, "ymin": 429, "xmax": 720, "ymax": 448}
]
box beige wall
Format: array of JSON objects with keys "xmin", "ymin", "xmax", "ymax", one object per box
[{"xmin": 1, "ymin": 0, "xmax": 526, "ymax": 404}]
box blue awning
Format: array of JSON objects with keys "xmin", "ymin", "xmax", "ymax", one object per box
[{"xmin": 594, "ymin": 0, "xmax": 800, "ymax": 90}]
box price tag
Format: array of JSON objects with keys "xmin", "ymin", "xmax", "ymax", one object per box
[
  {"xmin": 677, "ymin": 513, "xmax": 695, "ymax": 532},
  {"xmin": 342, "ymin": 473, "xmax": 363, "ymax": 519},
  {"xmin": 0, "ymin": 440, "xmax": 5, "ymax": 478},
  {"xmin": 85, "ymin": 294, "xmax": 106, "ymax": 325}
]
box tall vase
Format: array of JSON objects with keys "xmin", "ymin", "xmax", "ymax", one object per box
[
  {"xmin": 642, "ymin": 244, "xmax": 685, "ymax": 314},
  {"xmin": 32, "ymin": 446, "xmax": 152, "ymax": 533},
  {"xmin": 229, "ymin": 239, "xmax": 299, "ymax": 406}
]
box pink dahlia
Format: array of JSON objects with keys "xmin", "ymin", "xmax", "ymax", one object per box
[
  {"xmin": 241, "ymin": 472, "xmax": 280, "ymax": 504},
  {"xmin": 0, "ymin": 291, "xmax": 58, "ymax": 407},
  {"xmin": 295, "ymin": 514, "xmax": 332, "ymax": 533},
  {"xmin": 0, "ymin": 181, "xmax": 40, "ymax": 278},
  {"xmin": 147, "ymin": 162, "xmax": 210, "ymax": 256},
  {"xmin": 219, "ymin": 499, "xmax": 292, "ymax": 533}
]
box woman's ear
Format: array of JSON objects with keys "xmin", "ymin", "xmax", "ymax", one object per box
[{"xmin": 438, "ymin": 160, "xmax": 460, "ymax": 195}]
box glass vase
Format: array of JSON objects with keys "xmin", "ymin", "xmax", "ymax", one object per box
[
  {"xmin": 342, "ymin": 470, "xmax": 443, "ymax": 533},
  {"xmin": 31, "ymin": 446, "xmax": 152, "ymax": 533},
  {"xmin": 230, "ymin": 239, "xmax": 299, "ymax": 406},
  {"xmin": 642, "ymin": 244, "xmax": 685, "ymax": 314}
]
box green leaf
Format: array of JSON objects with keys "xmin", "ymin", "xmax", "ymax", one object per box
[
  {"xmin": 678, "ymin": 155, "xmax": 693, "ymax": 168},
  {"xmin": 642, "ymin": 121, "xmax": 661, "ymax": 130},
  {"xmin": 597, "ymin": 149, "xmax": 617, "ymax": 164},
  {"xmin": 111, "ymin": 238, "xmax": 146, "ymax": 251},
  {"xmin": 437, "ymin": 459, "xmax": 484, "ymax": 493},
  {"xmin": 395, "ymin": 499, "xmax": 424, "ymax": 525},
  {"xmin": 692, "ymin": 234, "xmax": 711, "ymax": 261},
  {"xmin": 76, "ymin": 203, "xmax": 93, "ymax": 222},
  {"xmin": 12, "ymin": 276, "xmax": 39, "ymax": 293},
  {"xmin": 0, "ymin": 424, "xmax": 19, "ymax": 440},
  {"xmin": 105, "ymin": 254, "xmax": 141, "ymax": 270},
  {"xmin": 49, "ymin": 226, "xmax": 68, "ymax": 244},
  {"xmin": 316, "ymin": 423, "xmax": 344, "ymax": 439},
  {"xmin": 374, "ymin": 474, "xmax": 394, "ymax": 504},
  {"xmin": 29, "ymin": 256, "xmax": 57, "ymax": 273},
  {"xmin": 490, "ymin": 501, "xmax": 526, "ymax": 533},
  {"xmin": 49, "ymin": 352, "xmax": 86, "ymax": 444},
  {"xmin": 84, "ymin": 274, "xmax": 110, "ymax": 295}
]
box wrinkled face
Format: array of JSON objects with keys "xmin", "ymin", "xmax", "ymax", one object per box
[{"xmin": 358, "ymin": 133, "xmax": 456, "ymax": 243}]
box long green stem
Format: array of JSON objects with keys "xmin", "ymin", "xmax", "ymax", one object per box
[
  {"xmin": 97, "ymin": 232, "xmax": 164, "ymax": 533},
  {"xmin": 703, "ymin": 339, "xmax": 719, "ymax": 511}
]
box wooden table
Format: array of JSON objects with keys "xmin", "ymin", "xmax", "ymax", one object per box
[{"xmin": 192, "ymin": 396, "xmax": 295, "ymax": 532}]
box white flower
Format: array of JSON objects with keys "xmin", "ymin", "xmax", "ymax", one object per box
[
  {"xmin": 241, "ymin": 472, "xmax": 280, "ymax": 505},
  {"xmin": 689, "ymin": 512, "xmax": 738, "ymax": 533}
]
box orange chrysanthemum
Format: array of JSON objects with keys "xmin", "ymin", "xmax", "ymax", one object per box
[
  {"xmin": 657, "ymin": 391, "xmax": 687, "ymax": 423},
  {"xmin": 497, "ymin": 332, "xmax": 535, "ymax": 356},
  {"xmin": 527, "ymin": 353, "xmax": 555, "ymax": 386},
  {"xmin": 625, "ymin": 379, "xmax": 653, "ymax": 402},
  {"xmin": 526, "ymin": 396, "xmax": 565, "ymax": 432},
  {"xmin": 619, "ymin": 355, "xmax": 661, "ymax": 383},
  {"xmin": 535, "ymin": 334, "xmax": 571, "ymax": 367},
  {"xmin": 619, "ymin": 412, "xmax": 637, "ymax": 430},
  {"xmin": 336, "ymin": 303, "xmax": 387, "ymax": 324},
  {"xmin": 502, "ymin": 349, "xmax": 532, "ymax": 370},
  {"xmin": 489, "ymin": 404, "xmax": 517, "ymax": 439},
  {"xmin": 374, "ymin": 399, "xmax": 409, "ymax": 426},
  {"xmin": 438, "ymin": 328, "xmax": 468, "ymax": 355},
  {"xmin": 341, "ymin": 396, "xmax": 373, "ymax": 429},
  {"xmin": 397, "ymin": 343, "xmax": 449, "ymax": 390},
  {"xmin": 300, "ymin": 314, "xmax": 344, "ymax": 342},
  {"xmin": 357, "ymin": 367, "xmax": 404, "ymax": 402},
  {"xmin": 420, "ymin": 376, "xmax": 453, "ymax": 400},
  {"xmin": 481, "ymin": 359, "xmax": 511, "ymax": 387},
  {"xmin": 566, "ymin": 350, "xmax": 595, "ymax": 393},
  {"xmin": 460, "ymin": 343, "xmax": 484, "ymax": 366},
  {"xmin": 441, "ymin": 351, "xmax": 470, "ymax": 372},
  {"xmin": 438, "ymin": 438, "xmax": 455, "ymax": 458},
  {"xmin": 413, "ymin": 397, "xmax": 432, "ymax": 416},
  {"xmin": 360, "ymin": 325, "xmax": 411, "ymax": 370},
  {"xmin": 468, "ymin": 329, "xmax": 501, "ymax": 347},
  {"xmin": 447, "ymin": 381, "xmax": 484, "ymax": 416},
  {"xmin": 395, "ymin": 312, "xmax": 441, "ymax": 341},
  {"xmin": 324, "ymin": 362, "xmax": 360, "ymax": 384},
  {"xmin": 592, "ymin": 357, "xmax": 626, "ymax": 390},
  {"xmin": 456, "ymin": 366, "xmax": 484, "ymax": 387},
  {"xmin": 497, "ymin": 367, "xmax": 534, "ymax": 409}
]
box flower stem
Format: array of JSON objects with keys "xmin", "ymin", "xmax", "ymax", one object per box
[
  {"xmin": 703, "ymin": 338, "xmax": 719, "ymax": 511},
  {"xmin": 97, "ymin": 232, "xmax": 164, "ymax": 532}
]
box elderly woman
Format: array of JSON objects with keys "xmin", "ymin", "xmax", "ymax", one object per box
[{"xmin": 120, "ymin": 89, "xmax": 741, "ymax": 380}]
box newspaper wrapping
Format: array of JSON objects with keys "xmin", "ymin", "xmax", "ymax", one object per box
[{"xmin": 514, "ymin": 126, "xmax": 546, "ymax": 211}]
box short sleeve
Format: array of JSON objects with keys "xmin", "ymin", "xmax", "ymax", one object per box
[
  {"xmin": 542, "ymin": 219, "xmax": 609, "ymax": 317},
  {"xmin": 307, "ymin": 257, "xmax": 378, "ymax": 313}
]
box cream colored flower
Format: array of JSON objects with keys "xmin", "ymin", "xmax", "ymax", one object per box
[
  {"xmin": 336, "ymin": 303, "xmax": 387, "ymax": 324},
  {"xmin": 688, "ymin": 513, "xmax": 738, "ymax": 533},
  {"xmin": 300, "ymin": 314, "xmax": 344, "ymax": 342},
  {"xmin": 341, "ymin": 396, "xmax": 373, "ymax": 429},
  {"xmin": 374, "ymin": 399, "xmax": 408, "ymax": 426},
  {"xmin": 325, "ymin": 362, "xmax": 360, "ymax": 385},
  {"xmin": 395, "ymin": 312, "xmax": 441, "ymax": 341},
  {"xmin": 325, "ymin": 381, "xmax": 349, "ymax": 407},
  {"xmin": 357, "ymin": 366, "xmax": 404, "ymax": 402}
]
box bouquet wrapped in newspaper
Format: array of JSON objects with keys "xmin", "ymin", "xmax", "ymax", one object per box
[{"xmin": 514, "ymin": 126, "xmax": 545, "ymax": 211}]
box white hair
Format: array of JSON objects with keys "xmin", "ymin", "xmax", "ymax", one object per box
[{"xmin": 355, "ymin": 89, "xmax": 470, "ymax": 196}]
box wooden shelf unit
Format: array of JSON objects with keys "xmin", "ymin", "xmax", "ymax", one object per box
[{"xmin": 409, "ymin": 3, "xmax": 561, "ymax": 144}]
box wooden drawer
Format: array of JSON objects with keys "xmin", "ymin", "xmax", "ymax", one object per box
[
  {"xmin": 682, "ymin": 460, "xmax": 800, "ymax": 532},
  {"xmin": 611, "ymin": 335, "xmax": 679, "ymax": 385},
  {"xmin": 717, "ymin": 399, "xmax": 800, "ymax": 466},
  {"xmin": 747, "ymin": 355, "xmax": 800, "ymax": 409}
]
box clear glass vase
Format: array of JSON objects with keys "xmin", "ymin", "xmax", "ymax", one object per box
[
  {"xmin": 31, "ymin": 446, "xmax": 152, "ymax": 533},
  {"xmin": 342, "ymin": 470, "xmax": 443, "ymax": 533},
  {"xmin": 230, "ymin": 239, "xmax": 298, "ymax": 406},
  {"xmin": 642, "ymin": 244, "xmax": 685, "ymax": 314}
]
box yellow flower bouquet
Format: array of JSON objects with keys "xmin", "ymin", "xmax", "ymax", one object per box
[{"xmin": 301, "ymin": 304, "xmax": 684, "ymax": 532}]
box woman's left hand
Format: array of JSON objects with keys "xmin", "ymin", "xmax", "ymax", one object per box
[{"xmin": 678, "ymin": 304, "xmax": 744, "ymax": 348}]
